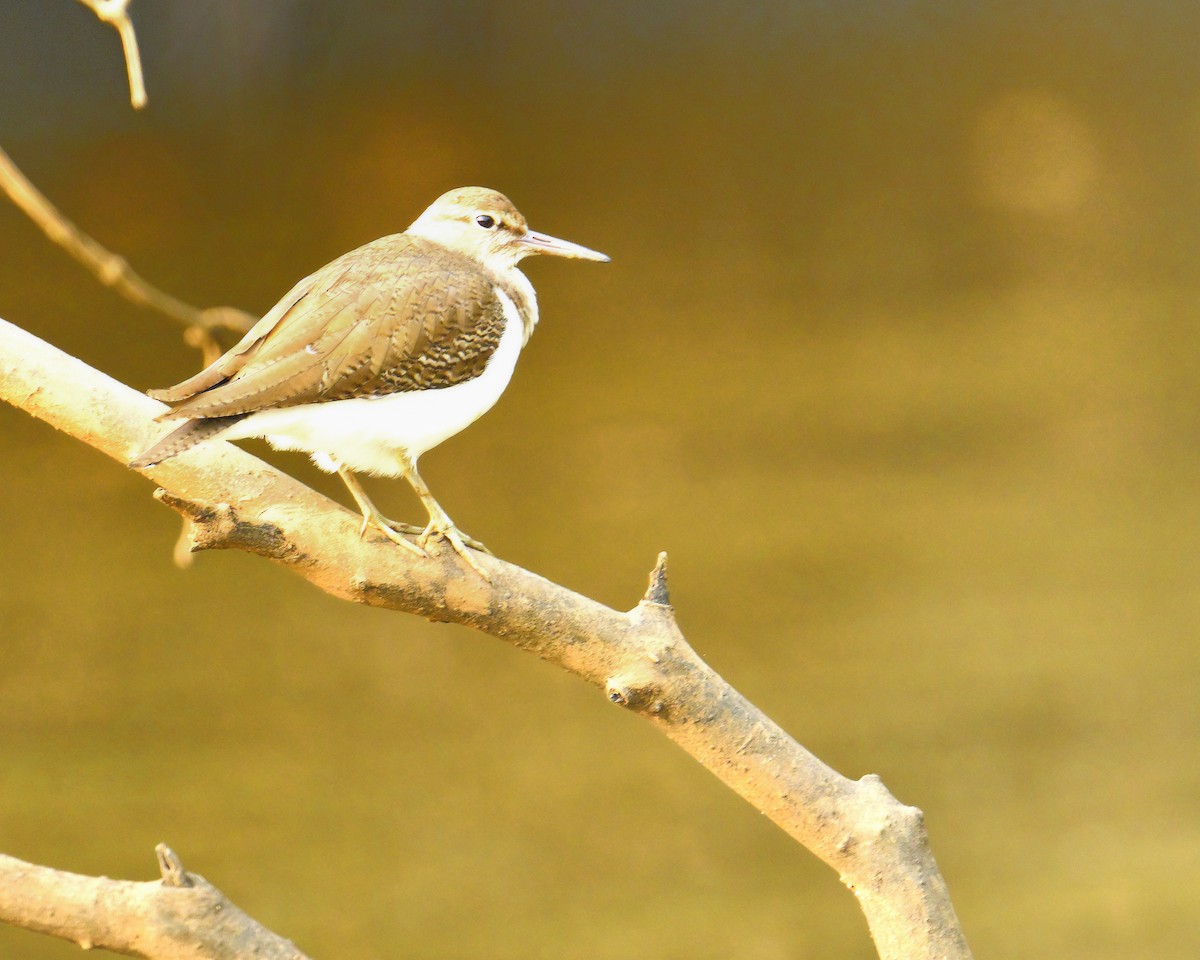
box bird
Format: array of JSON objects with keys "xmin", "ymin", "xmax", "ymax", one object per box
[{"xmin": 130, "ymin": 186, "xmax": 609, "ymax": 577}]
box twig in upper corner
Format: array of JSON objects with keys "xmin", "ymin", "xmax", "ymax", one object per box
[
  {"xmin": 76, "ymin": 0, "xmax": 147, "ymax": 109},
  {"xmin": 0, "ymin": 144, "xmax": 254, "ymax": 348}
]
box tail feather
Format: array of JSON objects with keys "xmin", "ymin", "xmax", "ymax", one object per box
[{"xmin": 129, "ymin": 415, "xmax": 246, "ymax": 469}]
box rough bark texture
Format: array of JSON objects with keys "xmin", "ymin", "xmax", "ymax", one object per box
[
  {"xmin": 0, "ymin": 846, "xmax": 307, "ymax": 959},
  {"xmin": 0, "ymin": 316, "xmax": 974, "ymax": 960}
]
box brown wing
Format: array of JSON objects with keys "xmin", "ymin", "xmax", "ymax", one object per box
[{"xmin": 151, "ymin": 235, "xmax": 508, "ymax": 421}]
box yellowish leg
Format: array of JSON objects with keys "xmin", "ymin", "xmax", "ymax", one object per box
[
  {"xmin": 399, "ymin": 459, "xmax": 492, "ymax": 580},
  {"xmin": 336, "ymin": 466, "xmax": 426, "ymax": 558}
]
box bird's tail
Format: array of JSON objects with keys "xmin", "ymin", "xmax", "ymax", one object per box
[{"xmin": 129, "ymin": 415, "xmax": 246, "ymax": 469}]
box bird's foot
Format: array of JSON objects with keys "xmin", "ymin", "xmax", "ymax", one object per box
[
  {"xmin": 418, "ymin": 521, "xmax": 492, "ymax": 581},
  {"xmin": 357, "ymin": 510, "xmax": 491, "ymax": 579},
  {"xmin": 377, "ymin": 520, "xmax": 427, "ymax": 537},
  {"xmin": 370, "ymin": 517, "xmax": 488, "ymax": 555},
  {"xmin": 422, "ymin": 523, "xmax": 490, "ymax": 554},
  {"xmin": 358, "ymin": 513, "xmax": 427, "ymax": 558}
]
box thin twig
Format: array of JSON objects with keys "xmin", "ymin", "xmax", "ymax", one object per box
[
  {"xmin": 0, "ymin": 145, "xmax": 253, "ymax": 340},
  {"xmin": 8, "ymin": 6, "xmax": 254, "ymax": 350},
  {"xmin": 76, "ymin": 0, "xmax": 147, "ymax": 109}
]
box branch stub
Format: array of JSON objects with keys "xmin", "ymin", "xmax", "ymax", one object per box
[{"xmin": 642, "ymin": 551, "xmax": 671, "ymax": 606}]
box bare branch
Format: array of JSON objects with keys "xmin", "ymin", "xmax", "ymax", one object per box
[
  {"xmin": 76, "ymin": 0, "xmax": 147, "ymax": 109},
  {"xmin": 0, "ymin": 316, "xmax": 974, "ymax": 960},
  {"xmin": 0, "ymin": 145, "xmax": 254, "ymax": 356},
  {"xmin": 0, "ymin": 845, "xmax": 309, "ymax": 959}
]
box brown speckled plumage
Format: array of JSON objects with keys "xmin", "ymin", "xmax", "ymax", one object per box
[
  {"xmin": 132, "ymin": 186, "xmax": 607, "ymax": 575},
  {"xmin": 150, "ymin": 235, "xmax": 528, "ymax": 421}
]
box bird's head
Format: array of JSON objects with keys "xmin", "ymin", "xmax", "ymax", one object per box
[{"xmin": 407, "ymin": 187, "xmax": 609, "ymax": 270}]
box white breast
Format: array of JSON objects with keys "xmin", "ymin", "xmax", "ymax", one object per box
[{"xmin": 221, "ymin": 289, "xmax": 527, "ymax": 477}]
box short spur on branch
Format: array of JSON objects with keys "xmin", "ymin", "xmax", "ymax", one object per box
[{"xmin": 131, "ymin": 187, "xmax": 608, "ymax": 576}]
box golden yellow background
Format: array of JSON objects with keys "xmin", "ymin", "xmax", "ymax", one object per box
[{"xmin": 1, "ymin": 3, "xmax": 1198, "ymax": 957}]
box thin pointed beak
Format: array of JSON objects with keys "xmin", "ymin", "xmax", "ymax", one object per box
[{"xmin": 520, "ymin": 230, "xmax": 610, "ymax": 262}]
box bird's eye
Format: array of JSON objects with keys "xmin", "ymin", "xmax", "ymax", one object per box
[{"xmin": 475, "ymin": 214, "xmax": 496, "ymax": 229}]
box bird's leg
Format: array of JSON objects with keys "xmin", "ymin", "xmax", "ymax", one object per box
[
  {"xmin": 336, "ymin": 466, "xmax": 427, "ymax": 557},
  {"xmin": 399, "ymin": 459, "xmax": 492, "ymax": 578}
]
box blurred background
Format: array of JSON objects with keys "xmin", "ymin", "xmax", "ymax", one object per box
[{"xmin": 1, "ymin": 2, "xmax": 1198, "ymax": 957}]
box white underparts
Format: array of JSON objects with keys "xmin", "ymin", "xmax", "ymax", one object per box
[{"xmin": 217, "ymin": 289, "xmax": 526, "ymax": 477}]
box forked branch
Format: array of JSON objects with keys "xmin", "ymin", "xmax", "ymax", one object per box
[{"xmin": 0, "ymin": 316, "xmax": 973, "ymax": 960}]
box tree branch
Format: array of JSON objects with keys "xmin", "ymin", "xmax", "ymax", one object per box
[
  {"xmin": 0, "ymin": 845, "xmax": 308, "ymax": 959},
  {"xmin": 0, "ymin": 316, "xmax": 973, "ymax": 960}
]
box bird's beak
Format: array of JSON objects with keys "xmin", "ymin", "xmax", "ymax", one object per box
[{"xmin": 520, "ymin": 230, "xmax": 610, "ymax": 262}]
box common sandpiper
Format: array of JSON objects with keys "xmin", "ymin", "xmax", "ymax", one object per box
[{"xmin": 131, "ymin": 187, "xmax": 609, "ymax": 577}]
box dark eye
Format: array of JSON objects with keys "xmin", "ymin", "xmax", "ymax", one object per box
[{"xmin": 475, "ymin": 214, "xmax": 496, "ymax": 229}]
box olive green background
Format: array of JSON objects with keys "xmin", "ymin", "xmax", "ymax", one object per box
[{"xmin": 2, "ymin": 3, "xmax": 1198, "ymax": 958}]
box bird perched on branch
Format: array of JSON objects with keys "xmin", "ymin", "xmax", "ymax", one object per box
[{"xmin": 131, "ymin": 187, "xmax": 609, "ymax": 577}]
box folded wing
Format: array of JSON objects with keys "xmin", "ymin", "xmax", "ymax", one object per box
[{"xmin": 150, "ymin": 235, "xmax": 508, "ymax": 421}]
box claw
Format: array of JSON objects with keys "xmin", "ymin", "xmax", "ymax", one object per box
[
  {"xmin": 367, "ymin": 515, "xmax": 428, "ymax": 558},
  {"xmin": 419, "ymin": 521, "xmax": 492, "ymax": 581}
]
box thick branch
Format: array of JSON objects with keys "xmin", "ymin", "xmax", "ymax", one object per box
[
  {"xmin": 0, "ymin": 845, "xmax": 308, "ymax": 959},
  {"xmin": 0, "ymin": 317, "xmax": 973, "ymax": 960}
]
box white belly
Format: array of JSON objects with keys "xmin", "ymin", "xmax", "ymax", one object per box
[{"xmin": 221, "ymin": 292, "xmax": 525, "ymax": 477}]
